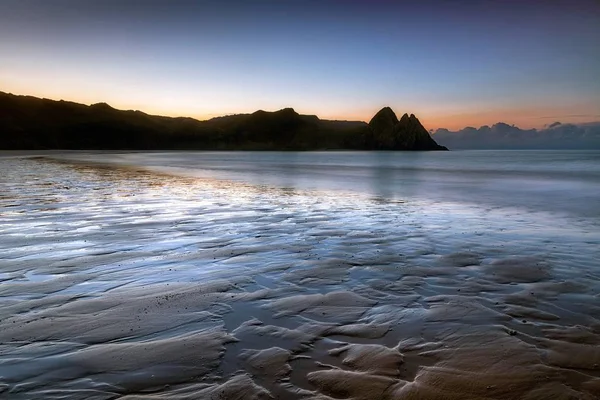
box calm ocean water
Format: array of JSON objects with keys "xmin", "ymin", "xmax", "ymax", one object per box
[
  {"xmin": 58, "ymin": 149, "xmax": 600, "ymax": 217},
  {"xmin": 1, "ymin": 150, "xmax": 599, "ymax": 399}
]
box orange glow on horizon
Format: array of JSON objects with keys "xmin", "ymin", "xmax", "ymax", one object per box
[
  {"xmin": 2, "ymin": 82, "xmax": 598, "ymax": 132},
  {"xmin": 318, "ymin": 104, "xmax": 600, "ymax": 131}
]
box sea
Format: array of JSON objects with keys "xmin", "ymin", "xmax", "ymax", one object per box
[{"xmin": 0, "ymin": 150, "xmax": 599, "ymax": 399}]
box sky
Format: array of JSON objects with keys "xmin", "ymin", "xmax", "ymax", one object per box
[{"xmin": 0, "ymin": 0, "xmax": 599, "ymax": 130}]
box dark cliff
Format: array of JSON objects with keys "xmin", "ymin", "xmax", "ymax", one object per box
[
  {"xmin": 367, "ymin": 107, "xmax": 447, "ymax": 150},
  {"xmin": 0, "ymin": 92, "xmax": 447, "ymax": 151}
]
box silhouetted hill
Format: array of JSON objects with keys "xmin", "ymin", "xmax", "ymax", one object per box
[
  {"xmin": 0, "ymin": 91, "xmax": 447, "ymax": 151},
  {"xmin": 432, "ymin": 122, "xmax": 600, "ymax": 149},
  {"xmin": 367, "ymin": 108, "xmax": 447, "ymax": 150}
]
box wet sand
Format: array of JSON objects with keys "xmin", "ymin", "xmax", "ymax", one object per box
[{"xmin": 1, "ymin": 154, "xmax": 599, "ymax": 399}]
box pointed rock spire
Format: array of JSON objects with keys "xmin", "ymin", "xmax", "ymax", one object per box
[{"xmin": 368, "ymin": 107, "xmax": 448, "ymax": 150}]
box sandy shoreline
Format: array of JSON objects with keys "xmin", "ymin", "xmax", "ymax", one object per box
[{"xmin": 1, "ymin": 155, "xmax": 599, "ymax": 399}]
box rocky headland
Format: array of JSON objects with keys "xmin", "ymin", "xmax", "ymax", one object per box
[{"xmin": 0, "ymin": 91, "xmax": 447, "ymax": 151}]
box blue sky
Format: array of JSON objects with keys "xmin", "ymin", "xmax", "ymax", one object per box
[{"xmin": 1, "ymin": 0, "xmax": 599, "ymax": 129}]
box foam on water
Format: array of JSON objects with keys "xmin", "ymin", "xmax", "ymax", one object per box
[{"xmin": 0, "ymin": 152, "xmax": 599, "ymax": 399}]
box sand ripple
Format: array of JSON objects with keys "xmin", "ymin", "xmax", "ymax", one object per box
[{"xmin": 0, "ymin": 155, "xmax": 599, "ymax": 399}]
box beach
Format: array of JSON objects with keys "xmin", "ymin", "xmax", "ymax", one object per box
[{"xmin": 1, "ymin": 151, "xmax": 599, "ymax": 399}]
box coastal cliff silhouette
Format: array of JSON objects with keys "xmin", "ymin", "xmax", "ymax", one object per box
[{"xmin": 0, "ymin": 91, "xmax": 447, "ymax": 151}]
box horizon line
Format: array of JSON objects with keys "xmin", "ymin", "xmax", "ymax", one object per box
[{"xmin": 2, "ymin": 89, "xmax": 599, "ymax": 133}]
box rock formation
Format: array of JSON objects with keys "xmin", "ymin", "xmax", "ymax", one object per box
[
  {"xmin": 0, "ymin": 91, "xmax": 448, "ymax": 150},
  {"xmin": 368, "ymin": 107, "xmax": 448, "ymax": 150}
]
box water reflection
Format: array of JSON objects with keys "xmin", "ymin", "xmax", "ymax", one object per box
[
  {"xmin": 0, "ymin": 154, "xmax": 599, "ymax": 399},
  {"xmin": 48, "ymin": 150, "xmax": 600, "ymax": 218}
]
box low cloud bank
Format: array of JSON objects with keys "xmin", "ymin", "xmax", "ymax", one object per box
[{"xmin": 432, "ymin": 121, "xmax": 600, "ymax": 149}]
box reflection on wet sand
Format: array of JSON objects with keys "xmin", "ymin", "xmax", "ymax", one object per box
[{"xmin": 0, "ymin": 156, "xmax": 599, "ymax": 399}]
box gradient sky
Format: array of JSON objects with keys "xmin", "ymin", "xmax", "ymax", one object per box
[{"xmin": 1, "ymin": 0, "xmax": 599, "ymax": 130}]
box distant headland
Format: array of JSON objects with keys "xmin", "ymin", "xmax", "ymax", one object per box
[{"xmin": 0, "ymin": 91, "xmax": 447, "ymax": 151}]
